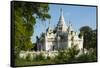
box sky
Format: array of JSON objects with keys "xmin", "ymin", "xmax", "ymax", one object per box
[{"xmin": 31, "ymin": 4, "xmax": 97, "ymax": 43}]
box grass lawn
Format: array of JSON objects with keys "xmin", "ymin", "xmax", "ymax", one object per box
[{"xmin": 15, "ymin": 58, "xmax": 56, "ymax": 66}]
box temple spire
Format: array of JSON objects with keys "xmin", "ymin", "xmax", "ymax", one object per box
[{"xmin": 58, "ymin": 8, "xmax": 66, "ymax": 27}]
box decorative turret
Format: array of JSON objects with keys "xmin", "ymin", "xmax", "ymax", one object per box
[
  {"xmin": 46, "ymin": 19, "xmax": 53, "ymax": 33},
  {"xmin": 67, "ymin": 21, "xmax": 73, "ymax": 33}
]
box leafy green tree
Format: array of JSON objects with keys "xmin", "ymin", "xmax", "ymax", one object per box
[
  {"xmin": 80, "ymin": 26, "xmax": 92, "ymax": 49},
  {"xmin": 90, "ymin": 30, "xmax": 97, "ymax": 49},
  {"xmin": 14, "ymin": 1, "xmax": 50, "ymax": 55},
  {"xmin": 79, "ymin": 26, "xmax": 97, "ymax": 49}
]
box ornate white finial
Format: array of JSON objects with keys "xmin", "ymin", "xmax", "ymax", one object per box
[
  {"xmin": 49, "ymin": 19, "xmax": 50, "ymax": 26},
  {"xmin": 60, "ymin": 8, "xmax": 63, "ymax": 16}
]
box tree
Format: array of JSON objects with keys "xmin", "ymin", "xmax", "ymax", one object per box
[
  {"xmin": 79, "ymin": 26, "xmax": 97, "ymax": 49},
  {"xmin": 14, "ymin": 1, "xmax": 51, "ymax": 55},
  {"xmin": 90, "ymin": 30, "xmax": 97, "ymax": 49}
]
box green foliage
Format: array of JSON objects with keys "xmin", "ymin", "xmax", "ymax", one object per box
[
  {"xmin": 14, "ymin": 1, "xmax": 50, "ymax": 57},
  {"xmin": 15, "ymin": 47, "xmax": 97, "ymax": 66},
  {"xmin": 46, "ymin": 56, "xmax": 51, "ymax": 60},
  {"xmin": 80, "ymin": 26, "xmax": 92, "ymax": 33},
  {"xmin": 67, "ymin": 45, "xmax": 80, "ymax": 58},
  {"xmin": 76, "ymin": 49, "xmax": 97, "ymax": 62},
  {"xmin": 34, "ymin": 53, "xmax": 45, "ymax": 61},
  {"xmin": 15, "ymin": 56, "xmax": 54, "ymax": 66},
  {"xmin": 26, "ymin": 54, "xmax": 31, "ymax": 61},
  {"xmin": 55, "ymin": 45, "xmax": 80, "ymax": 63},
  {"xmin": 79, "ymin": 26, "xmax": 97, "ymax": 49},
  {"xmin": 55, "ymin": 51, "xmax": 70, "ymax": 63},
  {"xmin": 78, "ymin": 32, "xmax": 83, "ymax": 38}
]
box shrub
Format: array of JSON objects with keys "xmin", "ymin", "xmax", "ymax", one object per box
[
  {"xmin": 76, "ymin": 49, "xmax": 97, "ymax": 62},
  {"xmin": 54, "ymin": 45, "xmax": 80, "ymax": 63},
  {"xmin": 34, "ymin": 53, "xmax": 45, "ymax": 61},
  {"xmin": 26, "ymin": 54, "xmax": 31, "ymax": 61},
  {"xmin": 46, "ymin": 56, "xmax": 51, "ymax": 60}
]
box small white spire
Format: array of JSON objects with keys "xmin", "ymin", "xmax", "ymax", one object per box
[
  {"xmin": 48, "ymin": 19, "xmax": 50, "ymax": 27},
  {"xmin": 60, "ymin": 8, "xmax": 63, "ymax": 16},
  {"xmin": 68, "ymin": 20, "xmax": 73, "ymax": 31}
]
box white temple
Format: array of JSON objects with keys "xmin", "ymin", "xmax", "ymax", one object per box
[{"xmin": 36, "ymin": 8, "xmax": 83, "ymax": 51}]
